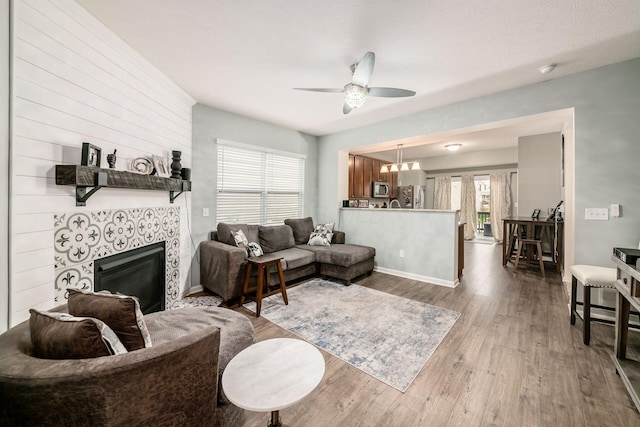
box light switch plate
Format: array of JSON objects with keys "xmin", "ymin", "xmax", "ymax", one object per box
[
  {"xmin": 585, "ymin": 208, "xmax": 608, "ymax": 220},
  {"xmin": 203, "ymin": 208, "xmax": 210, "ymax": 217}
]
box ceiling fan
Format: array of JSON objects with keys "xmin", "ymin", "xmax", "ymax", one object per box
[{"xmin": 294, "ymin": 52, "xmax": 416, "ymax": 115}]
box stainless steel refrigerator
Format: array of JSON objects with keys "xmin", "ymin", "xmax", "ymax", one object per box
[{"xmin": 398, "ymin": 185, "xmax": 426, "ymax": 209}]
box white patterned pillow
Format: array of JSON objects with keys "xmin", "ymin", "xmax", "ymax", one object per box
[
  {"xmin": 308, "ymin": 223, "xmax": 334, "ymax": 246},
  {"xmin": 247, "ymin": 241, "xmax": 264, "ymax": 257},
  {"xmin": 233, "ymin": 229, "xmax": 249, "ymax": 252}
]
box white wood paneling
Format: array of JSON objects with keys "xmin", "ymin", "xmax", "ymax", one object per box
[{"xmin": 10, "ymin": 0, "xmax": 195, "ymax": 326}]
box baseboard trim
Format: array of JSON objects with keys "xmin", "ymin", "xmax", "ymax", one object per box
[
  {"xmin": 185, "ymin": 284, "xmax": 204, "ymax": 296},
  {"xmin": 374, "ymin": 267, "xmax": 458, "ymax": 288}
]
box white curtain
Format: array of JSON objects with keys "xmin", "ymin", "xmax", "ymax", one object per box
[
  {"xmin": 460, "ymin": 175, "xmax": 477, "ymax": 240},
  {"xmin": 490, "ymin": 172, "xmax": 512, "ymax": 242},
  {"xmin": 433, "ymin": 176, "xmax": 451, "ymax": 210}
]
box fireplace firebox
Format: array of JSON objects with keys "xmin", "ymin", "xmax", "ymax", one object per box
[{"xmin": 94, "ymin": 242, "xmax": 166, "ymax": 314}]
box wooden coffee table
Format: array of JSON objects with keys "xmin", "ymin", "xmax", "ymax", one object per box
[{"xmin": 221, "ymin": 338, "xmax": 325, "ymax": 427}]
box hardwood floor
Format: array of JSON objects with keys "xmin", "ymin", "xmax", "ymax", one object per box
[{"xmin": 232, "ymin": 242, "xmax": 640, "ymax": 426}]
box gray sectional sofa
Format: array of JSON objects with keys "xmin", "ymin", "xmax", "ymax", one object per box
[{"xmin": 199, "ymin": 217, "xmax": 375, "ymax": 301}]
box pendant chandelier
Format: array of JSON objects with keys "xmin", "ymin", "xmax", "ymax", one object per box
[{"xmin": 380, "ymin": 144, "xmax": 420, "ymax": 173}]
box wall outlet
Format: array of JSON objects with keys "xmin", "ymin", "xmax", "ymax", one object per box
[
  {"xmin": 399, "ymin": 249, "xmax": 405, "ymax": 258},
  {"xmin": 585, "ymin": 208, "xmax": 608, "ymax": 220},
  {"xmin": 202, "ymin": 208, "xmax": 210, "ymax": 217}
]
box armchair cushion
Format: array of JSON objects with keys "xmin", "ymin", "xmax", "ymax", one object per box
[
  {"xmin": 29, "ymin": 309, "xmax": 127, "ymax": 359},
  {"xmin": 68, "ymin": 288, "xmax": 152, "ymax": 351}
]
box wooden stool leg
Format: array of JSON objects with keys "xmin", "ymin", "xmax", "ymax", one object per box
[
  {"xmin": 570, "ymin": 275, "xmax": 577, "ymax": 325},
  {"xmin": 240, "ymin": 263, "xmax": 252, "ymax": 306},
  {"xmin": 584, "ymin": 285, "xmax": 591, "ymax": 345},
  {"xmin": 276, "ymin": 261, "xmax": 288, "ymax": 305},
  {"xmin": 514, "ymin": 241, "xmax": 524, "ymax": 271},
  {"xmin": 256, "ymin": 265, "xmax": 265, "ymax": 317},
  {"xmin": 536, "ymin": 241, "xmax": 545, "ymax": 278}
]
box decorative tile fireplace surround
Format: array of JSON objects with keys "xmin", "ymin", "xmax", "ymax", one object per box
[{"xmin": 54, "ymin": 207, "xmax": 181, "ymax": 306}]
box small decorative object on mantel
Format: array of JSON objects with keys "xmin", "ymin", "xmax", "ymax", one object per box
[
  {"xmin": 170, "ymin": 151, "xmax": 182, "ymax": 179},
  {"xmin": 152, "ymin": 155, "xmax": 170, "ymax": 177},
  {"xmin": 130, "ymin": 157, "xmax": 154, "ymax": 174},
  {"xmin": 181, "ymin": 167, "xmax": 191, "ymax": 181},
  {"xmin": 106, "ymin": 149, "xmax": 117, "ymax": 169},
  {"xmin": 81, "ymin": 142, "xmax": 101, "ymax": 167}
]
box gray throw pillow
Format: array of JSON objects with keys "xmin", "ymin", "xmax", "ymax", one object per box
[
  {"xmin": 217, "ymin": 223, "xmax": 260, "ymax": 246},
  {"xmin": 29, "ymin": 309, "xmax": 128, "ymax": 359},
  {"xmin": 284, "ymin": 217, "xmax": 314, "ymax": 245}
]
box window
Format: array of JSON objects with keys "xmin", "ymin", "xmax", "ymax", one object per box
[{"xmin": 216, "ymin": 141, "xmax": 305, "ymax": 225}]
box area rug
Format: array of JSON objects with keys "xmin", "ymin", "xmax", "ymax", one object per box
[
  {"xmin": 171, "ymin": 295, "xmax": 223, "ymax": 309},
  {"xmin": 244, "ymin": 279, "xmax": 460, "ymax": 392}
]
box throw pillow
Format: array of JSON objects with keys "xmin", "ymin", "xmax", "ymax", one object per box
[
  {"xmin": 284, "ymin": 217, "xmax": 314, "ymax": 245},
  {"xmin": 29, "ymin": 309, "xmax": 128, "ymax": 359},
  {"xmin": 308, "ymin": 231, "xmax": 333, "ymax": 246},
  {"xmin": 233, "ymin": 229, "xmax": 249, "ymax": 253},
  {"xmin": 68, "ymin": 289, "xmax": 152, "ymax": 351},
  {"xmin": 247, "ymin": 241, "xmax": 264, "ymax": 257},
  {"xmin": 308, "ymin": 223, "xmax": 334, "ymax": 246}
]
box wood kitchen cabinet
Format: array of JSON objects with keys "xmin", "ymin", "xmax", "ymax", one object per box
[{"xmin": 348, "ymin": 154, "xmax": 397, "ymax": 199}]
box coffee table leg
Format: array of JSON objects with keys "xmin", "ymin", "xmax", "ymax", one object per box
[{"xmin": 268, "ymin": 410, "xmax": 282, "ymax": 427}]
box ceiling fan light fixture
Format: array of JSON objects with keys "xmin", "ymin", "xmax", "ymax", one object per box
[
  {"xmin": 380, "ymin": 164, "xmax": 389, "ymax": 174},
  {"xmin": 411, "ymin": 161, "xmax": 421, "ymax": 170},
  {"xmin": 445, "ymin": 144, "xmax": 462, "ymax": 152},
  {"xmin": 344, "ymin": 84, "xmax": 368, "ymax": 108}
]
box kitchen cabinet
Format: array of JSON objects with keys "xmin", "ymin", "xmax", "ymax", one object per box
[{"xmin": 348, "ymin": 154, "xmax": 397, "ymax": 199}]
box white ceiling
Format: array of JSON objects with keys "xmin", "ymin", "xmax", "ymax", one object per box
[{"xmin": 77, "ymin": 0, "xmax": 640, "ymax": 142}]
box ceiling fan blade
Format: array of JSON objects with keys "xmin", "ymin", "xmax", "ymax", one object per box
[
  {"xmin": 351, "ymin": 52, "xmax": 375, "ymax": 87},
  {"xmin": 343, "ymin": 103, "xmax": 353, "ymax": 115},
  {"xmin": 368, "ymin": 87, "xmax": 416, "ymax": 98},
  {"xmin": 293, "ymin": 88, "xmax": 344, "ymax": 93}
]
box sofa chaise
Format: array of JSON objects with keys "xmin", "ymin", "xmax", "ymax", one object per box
[{"xmin": 199, "ymin": 217, "xmax": 375, "ymax": 301}]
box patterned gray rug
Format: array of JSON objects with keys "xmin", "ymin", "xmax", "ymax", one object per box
[{"xmin": 244, "ymin": 278, "xmax": 460, "ymax": 392}]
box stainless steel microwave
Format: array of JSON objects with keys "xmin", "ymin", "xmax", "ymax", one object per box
[{"xmin": 372, "ymin": 181, "xmax": 389, "ymax": 198}]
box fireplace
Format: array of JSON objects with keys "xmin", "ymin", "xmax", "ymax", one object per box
[{"xmin": 94, "ymin": 242, "xmax": 166, "ymax": 314}]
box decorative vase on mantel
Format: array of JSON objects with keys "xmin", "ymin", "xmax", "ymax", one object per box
[{"xmin": 170, "ymin": 151, "xmax": 182, "ymax": 179}]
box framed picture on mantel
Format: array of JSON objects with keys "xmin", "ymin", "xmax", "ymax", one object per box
[{"xmin": 81, "ymin": 142, "xmax": 101, "ymax": 167}]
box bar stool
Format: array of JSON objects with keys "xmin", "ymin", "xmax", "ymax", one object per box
[
  {"xmin": 569, "ymin": 265, "xmax": 617, "ymax": 345},
  {"xmin": 513, "ymin": 239, "xmax": 545, "ymax": 278}
]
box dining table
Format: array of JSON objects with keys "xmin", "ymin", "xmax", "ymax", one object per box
[{"xmin": 502, "ymin": 216, "xmax": 564, "ymax": 272}]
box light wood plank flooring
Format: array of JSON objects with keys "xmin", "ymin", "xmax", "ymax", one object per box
[{"xmin": 231, "ymin": 242, "xmax": 640, "ymax": 426}]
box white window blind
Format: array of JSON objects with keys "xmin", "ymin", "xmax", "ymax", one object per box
[{"xmin": 216, "ymin": 143, "xmax": 305, "ymax": 225}]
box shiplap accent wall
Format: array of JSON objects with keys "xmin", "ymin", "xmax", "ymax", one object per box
[{"xmin": 9, "ymin": 0, "xmax": 195, "ymax": 327}]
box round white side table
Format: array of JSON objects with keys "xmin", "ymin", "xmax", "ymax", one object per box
[{"xmin": 222, "ymin": 338, "xmax": 325, "ymax": 427}]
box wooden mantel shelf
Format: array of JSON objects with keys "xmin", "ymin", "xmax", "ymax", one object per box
[{"xmin": 56, "ymin": 165, "xmax": 191, "ymax": 206}]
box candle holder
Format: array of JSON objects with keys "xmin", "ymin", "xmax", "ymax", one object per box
[{"xmin": 170, "ymin": 151, "xmax": 182, "ymax": 179}]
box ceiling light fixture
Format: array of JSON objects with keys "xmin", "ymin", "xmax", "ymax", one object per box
[
  {"xmin": 445, "ymin": 144, "xmax": 462, "ymax": 152},
  {"xmin": 539, "ymin": 63, "xmax": 556, "ymax": 74},
  {"xmin": 380, "ymin": 144, "xmax": 421, "ymax": 173},
  {"xmin": 344, "ymin": 84, "xmax": 368, "ymax": 109}
]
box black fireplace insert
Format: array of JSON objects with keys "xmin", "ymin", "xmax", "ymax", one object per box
[{"xmin": 94, "ymin": 242, "xmax": 166, "ymax": 314}]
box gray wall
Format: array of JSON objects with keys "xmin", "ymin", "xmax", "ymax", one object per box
[
  {"xmin": 318, "ymin": 58, "xmax": 640, "ymax": 267},
  {"xmin": 1, "ymin": 0, "xmax": 9, "ymax": 332},
  {"xmin": 190, "ymin": 104, "xmax": 318, "ymax": 286},
  {"xmin": 517, "ymin": 132, "xmax": 562, "ymax": 216}
]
